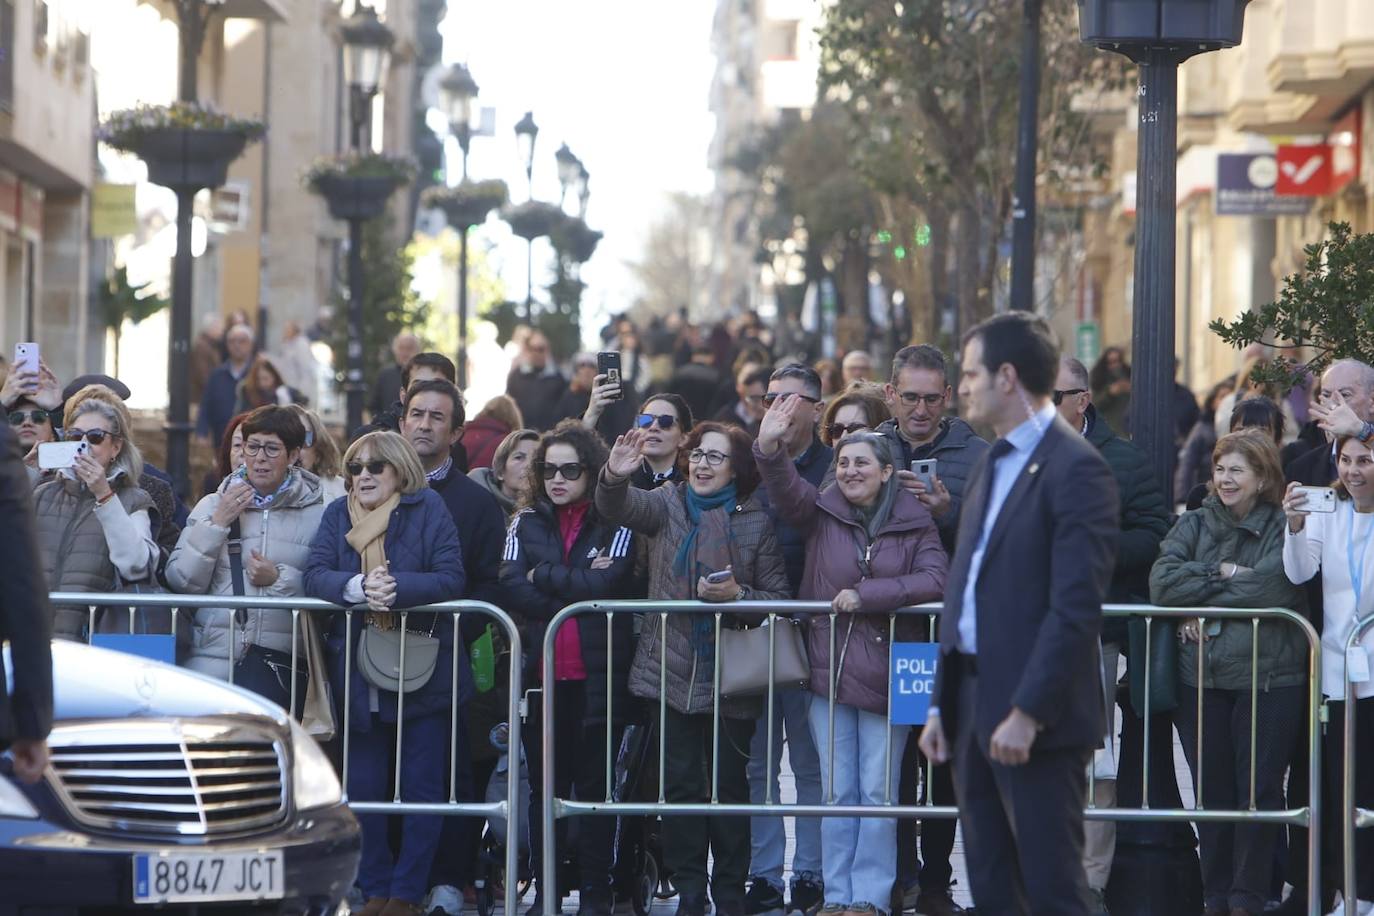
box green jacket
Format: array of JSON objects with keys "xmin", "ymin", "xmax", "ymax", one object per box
[{"xmin": 1149, "ymin": 496, "xmax": 1307, "ymax": 691}]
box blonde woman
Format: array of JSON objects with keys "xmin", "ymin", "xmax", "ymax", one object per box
[
  {"xmin": 33, "ymin": 385, "xmax": 158, "ymax": 640},
  {"xmin": 287, "ymin": 404, "xmax": 346, "ymax": 503},
  {"xmin": 305, "ymin": 431, "xmax": 465, "ymax": 916},
  {"xmin": 468, "ymin": 428, "xmax": 539, "ymax": 520}
]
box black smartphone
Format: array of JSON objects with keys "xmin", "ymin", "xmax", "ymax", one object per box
[{"xmin": 597, "ymin": 351, "xmax": 623, "ymax": 400}]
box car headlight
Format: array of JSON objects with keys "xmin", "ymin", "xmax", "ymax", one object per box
[
  {"xmin": 0, "ymin": 771, "xmax": 38, "ymax": 819},
  {"xmin": 289, "ymin": 720, "xmax": 343, "ymax": 811}
]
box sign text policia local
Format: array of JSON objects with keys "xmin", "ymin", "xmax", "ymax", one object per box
[{"xmin": 890, "ymin": 643, "xmax": 939, "ymax": 725}]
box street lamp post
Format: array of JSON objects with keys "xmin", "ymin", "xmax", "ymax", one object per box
[
  {"xmin": 555, "ymin": 143, "xmax": 581, "ymax": 209},
  {"xmin": 1008, "ymin": 0, "xmax": 1043, "ymax": 312},
  {"xmin": 339, "ymin": 2, "xmax": 393, "ymax": 433},
  {"xmin": 438, "ymin": 63, "xmax": 480, "ymax": 389},
  {"xmin": 514, "ymin": 111, "xmax": 539, "ymax": 323},
  {"xmin": 575, "ymin": 165, "xmax": 590, "ymax": 221}
]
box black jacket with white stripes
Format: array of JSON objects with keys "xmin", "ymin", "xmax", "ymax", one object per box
[{"xmin": 499, "ymin": 501, "xmax": 637, "ymax": 725}]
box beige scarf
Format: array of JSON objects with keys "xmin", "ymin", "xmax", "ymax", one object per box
[{"xmin": 346, "ymin": 492, "xmax": 401, "ymax": 628}]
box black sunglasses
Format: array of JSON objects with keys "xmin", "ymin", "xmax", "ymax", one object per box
[
  {"xmin": 826, "ymin": 422, "xmax": 869, "ymax": 441},
  {"xmin": 542, "ymin": 462, "xmax": 586, "ymax": 481},
  {"xmin": 762, "ymin": 392, "xmax": 821, "ymax": 409},
  {"xmin": 1052, "ymin": 388, "xmax": 1088, "ymax": 405},
  {"xmin": 65, "ymin": 428, "xmax": 118, "ymax": 446},
  {"xmin": 8, "ymin": 409, "xmax": 51, "ymax": 427},
  {"xmin": 635, "ymin": 413, "xmax": 677, "ymax": 430},
  {"xmin": 346, "ymin": 459, "xmax": 391, "ymax": 477}
]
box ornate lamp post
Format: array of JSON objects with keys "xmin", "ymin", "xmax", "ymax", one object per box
[
  {"xmin": 334, "ymin": 2, "xmax": 395, "ymax": 433},
  {"xmin": 437, "ymin": 62, "xmax": 483, "ymax": 389},
  {"xmin": 554, "ymin": 143, "xmax": 581, "ymax": 209},
  {"xmin": 514, "ymin": 111, "xmax": 539, "ymax": 322},
  {"xmin": 575, "ymin": 164, "xmax": 590, "ymax": 220}
]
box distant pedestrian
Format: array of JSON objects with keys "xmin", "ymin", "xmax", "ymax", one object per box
[
  {"xmin": 464, "ymin": 395, "xmax": 525, "ymax": 471},
  {"xmin": 369, "ymin": 331, "xmax": 421, "ymax": 422},
  {"xmin": 506, "ymin": 332, "xmax": 567, "ymax": 432},
  {"xmin": 841, "ymin": 350, "xmax": 875, "ymax": 386},
  {"xmin": 235, "ymin": 354, "xmax": 306, "ymax": 413},
  {"xmin": 198, "ymin": 323, "xmax": 255, "ymax": 449},
  {"xmin": 190, "ymin": 313, "xmax": 226, "ymax": 407},
  {"xmin": 275, "ymin": 320, "xmax": 320, "ymax": 408}
]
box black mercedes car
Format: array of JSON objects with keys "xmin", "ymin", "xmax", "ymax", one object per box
[{"xmin": 0, "ymin": 640, "xmax": 360, "ymax": 914}]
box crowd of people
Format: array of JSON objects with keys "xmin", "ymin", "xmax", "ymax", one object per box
[{"xmin": 5, "ymin": 307, "xmax": 1374, "ymax": 916}]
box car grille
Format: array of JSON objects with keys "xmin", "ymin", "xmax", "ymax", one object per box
[{"xmin": 46, "ymin": 719, "xmax": 289, "ymax": 838}]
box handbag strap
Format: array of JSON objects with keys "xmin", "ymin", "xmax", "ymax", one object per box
[{"xmin": 227, "ymin": 518, "xmax": 247, "ymax": 625}]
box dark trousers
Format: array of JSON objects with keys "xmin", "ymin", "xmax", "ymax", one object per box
[
  {"xmin": 895, "ymin": 737, "xmax": 957, "ymax": 891},
  {"xmin": 526, "ymin": 680, "xmax": 623, "ymax": 901},
  {"xmin": 350, "ymin": 712, "xmax": 448, "ymax": 904},
  {"xmin": 951, "ymin": 667, "xmax": 1092, "ymax": 916},
  {"xmin": 1174, "ymin": 685, "xmax": 1303, "ymax": 914},
  {"xmin": 427, "ymin": 708, "xmax": 478, "ymax": 890},
  {"xmin": 1323, "ymin": 697, "xmax": 1374, "ymax": 902},
  {"xmin": 661, "ymin": 706, "xmax": 755, "ymax": 906}
]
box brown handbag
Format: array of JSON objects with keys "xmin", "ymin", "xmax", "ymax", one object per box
[{"xmin": 718, "ymin": 617, "xmax": 810, "ymax": 698}]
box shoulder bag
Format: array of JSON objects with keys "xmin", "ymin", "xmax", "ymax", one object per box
[
  {"xmin": 718, "ymin": 616, "xmax": 810, "ymax": 698},
  {"xmin": 358, "ymin": 619, "xmax": 440, "ymax": 694}
]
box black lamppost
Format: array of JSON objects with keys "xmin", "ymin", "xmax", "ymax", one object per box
[
  {"xmin": 575, "ymin": 164, "xmax": 590, "ymax": 221},
  {"xmin": 555, "ymin": 143, "xmax": 581, "ymax": 209},
  {"xmin": 438, "ymin": 63, "xmax": 480, "ymax": 388},
  {"xmin": 338, "ymin": 2, "xmax": 393, "ymax": 433},
  {"xmin": 1009, "ymin": 0, "xmax": 1043, "ymax": 312},
  {"xmin": 514, "ymin": 111, "xmax": 539, "ymax": 322}
]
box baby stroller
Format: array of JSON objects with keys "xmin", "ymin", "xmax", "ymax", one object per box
[
  {"xmin": 613, "ymin": 720, "xmax": 674, "ymax": 916},
  {"xmin": 475, "ymin": 721, "xmax": 533, "ymax": 916}
]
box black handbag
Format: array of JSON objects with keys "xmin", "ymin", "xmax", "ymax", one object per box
[{"xmin": 1127, "ymin": 616, "xmax": 1178, "ymax": 716}]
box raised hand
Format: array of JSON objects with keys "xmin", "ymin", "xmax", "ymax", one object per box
[
  {"xmin": 582, "ymin": 374, "xmax": 622, "ymax": 429},
  {"xmin": 606, "ymin": 428, "xmax": 648, "ymax": 478},
  {"xmin": 756, "ymin": 394, "xmax": 801, "ymax": 456},
  {"xmin": 1311, "ymin": 390, "xmax": 1364, "ymax": 439},
  {"xmin": 32, "ymin": 362, "xmax": 63, "ymax": 410},
  {"xmin": 72, "ymin": 450, "xmax": 112, "ymax": 501},
  {"xmin": 1283, "ymin": 480, "xmax": 1310, "ymax": 533}
]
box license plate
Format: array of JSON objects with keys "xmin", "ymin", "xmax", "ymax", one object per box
[{"xmin": 133, "ymin": 851, "xmax": 285, "ymax": 904}]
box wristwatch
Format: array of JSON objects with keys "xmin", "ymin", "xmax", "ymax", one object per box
[{"xmin": 735, "ymin": 586, "xmax": 746, "ymax": 602}]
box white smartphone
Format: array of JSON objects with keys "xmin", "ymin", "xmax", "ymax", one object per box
[
  {"xmin": 704, "ymin": 569, "xmax": 733, "ymax": 585},
  {"xmin": 13, "ymin": 342, "xmax": 38, "ymax": 375},
  {"xmin": 1293, "ymin": 485, "xmax": 1337, "ymax": 514},
  {"xmin": 910, "ymin": 458, "xmax": 938, "ymax": 491},
  {"xmin": 38, "ymin": 440, "xmax": 87, "ymax": 470}
]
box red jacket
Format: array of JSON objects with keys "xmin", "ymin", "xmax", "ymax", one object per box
[
  {"xmin": 754, "ymin": 442, "xmax": 949, "ymax": 714},
  {"xmin": 464, "ymin": 416, "xmax": 513, "ymax": 470}
]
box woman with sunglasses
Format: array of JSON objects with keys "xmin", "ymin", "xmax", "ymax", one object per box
[
  {"xmin": 7, "ymin": 398, "xmax": 55, "ymax": 461},
  {"xmin": 306, "ymin": 431, "xmax": 465, "ymax": 916},
  {"xmin": 817, "ymin": 382, "xmax": 891, "ymax": 448},
  {"xmin": 33, "ymin": 385, "xmax": 159, "ymax": 640},
  {"xmin": 596, "ymin": 420, "xmax": 790, "ymax": 916},
  {"xmin": 498, "ymin": 420, "xmax": 637, "ymax": 916},
  {"xmin": 168, "ymin": 406, "xmax": 327, "ymax": 707},
  {"xmin": 627, "ymin": 393, "xmax": 694, "ymax": 489},
  {"xmin": 755, "ymin": 399, "xmax": 947, "ymax": 916}
]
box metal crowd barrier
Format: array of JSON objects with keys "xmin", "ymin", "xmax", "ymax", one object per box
[
  {"xmin": 1344, "ymin": 615, "xmax": 1374, "ymax": 910},
  {"xmin": 540, "ymin": 600, "xmax": 1322, "ymax": 916},
  {"xmin": 51, "ymin": 591, "xmax": 524, "ymax": 916}
]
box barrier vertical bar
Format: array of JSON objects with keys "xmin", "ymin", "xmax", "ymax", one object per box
[
  {"xmin": 711, "ymin": 611, "xmax": 722, "ymax": 804},
  {"xmin": 925, "ymin": 612, "xmax": 935, "ymax": 805},
  {"xmin": 827, "ymin": 611, "xmax": 837, "ymax": 804},
  {"xmin": 394, "ymin": 613, "xmax": 408, "ymax": 802},
  {"xmin": 227, "ymin": 609, "xmax": 236, "ymax": 685},
  {"xmin": 290, "ymin": 610, "xmax": 300, "ymax": 719},
  {"xmin": 342, "ymin": 611, "xmax": 354, "ymax": 798},
  {"xmin": 504, "ymin": 612, "xmax": 524, "ymax": 916},
  {"xmin": 1345, "ymin": 667, "xmax": 1357, "ymax": 915},
  {"xmin": 606, "ymin": 611, "xmax": 614, "ymax": 803},
  {"xmin": 1249, "ymin": 616, "xmax": 1259, "ymax": 810},
  {"xmin": 1141, "ymin": 616, "xmax": 1152, "ymax": 808},
  {"xmin": 765, "ymin": 613, "xmax": 777, "ymax": 805},
  {"xmin": 542, "ymin": 607, "xmax": 560, "ymax": 916},
  {"xmin": 1196, "ymin": 616, "xmax": 1206, "ymax": 810},
  {"xmin": 659, "ymin": 611, "xmax": 668, "ymax": 804},
  {"xmin": 1306, "ymin": 619, "xmax": 1321, "ymax": 916},
  {"xmin": 450, "ymin": 613, "xmax": 460, "ymax": 804},
  {"xmin": 885, "ymin": 613, "xmax": 894, "ymax": 804}
]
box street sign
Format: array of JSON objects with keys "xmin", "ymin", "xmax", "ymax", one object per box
[
  {"xmin": 1215, "ymin": 153, "xmax": 1312, "ymax": 216},
  {"xmin": 1276, "ymin": 144, "xmax": 1334, "ymax": 196},
  {"xmin": 91, "ymin": 183, "xmax": 136, "ymax": 238},
  {"xmin": 1077, "ymin": 320, "xmax": 1101, "ymax": 366},
  {"xmin": 890, "ymin": 642, "xmax": 939, "ymax": 725}
]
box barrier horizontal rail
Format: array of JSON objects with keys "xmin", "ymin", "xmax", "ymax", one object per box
[
  {"xmin": 50, "ymin": 591, "xmax": 524, "ymax": 916},
  {"xmin": 541, "ymin": 600, "xmax": 1322, "ymax": 916},
  {"xmin": 1344, "ymin": 614, "xmax": 1374, "ymax": 910}
]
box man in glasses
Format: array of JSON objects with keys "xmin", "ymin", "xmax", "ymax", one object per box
[
  {"xmin": 398, "ymin": 378, "xmax": 508, "ymax": 914},
  {"xmin": 713, "ymin": 366, "xmax": 771, "ymax": 438},
  {"xmin": 742, "ymin": 365, "xmax": 830, "ymax": 916},
  {"xmin": 1055, "ymin": 356, "xmax": 1170, "ymax": 915}
]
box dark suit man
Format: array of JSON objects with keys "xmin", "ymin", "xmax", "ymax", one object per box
[
  {"xmin": 919, "ymin": 314, "xmax": 1119, "ymax": 916},
  {"xmin": 0, "ymin": 424, "xmax": 54, "ymax": 784}
]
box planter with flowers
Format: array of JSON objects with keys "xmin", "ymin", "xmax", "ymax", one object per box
[
  {"xmin": 304, "ymin": 153, "xmax": 416, "ymax": 222},
  {"xmin": 501, "ymin": 200, "xmax": 564, "ymax": 242},
  {"xmin": 422, "ymin": 179, "xmax": 509, "ymax": 230},
  {"xmin": 550, "ymin": 215, "xmax": 602, "ymax": 265},
  {"xmin": 100, "ymin": 102, "xmax": 265, "ymax": 190}
]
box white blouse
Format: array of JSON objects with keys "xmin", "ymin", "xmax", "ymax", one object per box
[{"xmin": 1283, "ymin": 501, "xmax": 1374, "ymax": 700}]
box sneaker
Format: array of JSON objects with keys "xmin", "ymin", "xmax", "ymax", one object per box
[
  {"xmin": 789, "ymin": 878, "xmax": 824, "ymax": 916},
  {"xmin": 1086, "ymin": 886, "xmax": 1108, "ymax": 916},
  {"xmin": 913, "ymin": 889, "xmax": 965, "ymax": 916},
  {"xmin": 677, "ymin": 894, "xmax": 709, "ymax": 916},
  {"xmin": 425, "ymin": 885, "xmax": 464, "ymax": 916},
  {"xmin": 745, "ymin": 880, "xmax": 786, "ymax": 916}
]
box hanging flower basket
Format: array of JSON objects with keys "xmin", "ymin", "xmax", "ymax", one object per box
[
  {"xmin": 550, "ymin": 215, "xmax": 603, "ymax": 265},
  {"xmin": 422, "ymin": 179, "xmax": 509, "ymax": 229},
  {"xmin": 502, "ymin": 200, "xmax": 564, "ymax": 241},
  {"xmin": 100, "ymin": 103, "xmax": 265, "ymax": 191},
  {"xmin": 304, "ymin": 153, "xmax": 415, "ymax": 222}
]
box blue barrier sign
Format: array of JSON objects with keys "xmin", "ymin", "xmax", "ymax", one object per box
[
  {"xmin": 91, "ymin": 634, "xmax": 177, "ymax": 665},
  {"xmin": 890, "ymin": 642, "xmax": 939, "ymax": 725}
]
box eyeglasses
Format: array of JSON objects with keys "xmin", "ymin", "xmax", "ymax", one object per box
[
  {"xmin": 1052, "ymin": 388, "xmax": 1088, "ymax": 405},
  {"xmin": 346, "ymin": 459, "xmax": 391, "ymax": 477},
  {"xmin": 242, "ymin": 440, "xmax": 285, "ymax": 459},
  {"xmin": 688, "ymin": 449, "xmax": 728, "ymax": 468},
  {"xmin": 542, "ymin": 462, "xmax": 586, "ymax": 481},
  {"xmin": 896, "ymin": 391, "xmax": 945, "ymax": 407},
  {"xmin": 635, "ymin": 413, "xmax": 678, "ymax": 431},
  {"xmin": 762, "ymin": 392, "xmax": 821, "ymax": 409},
  {"xmin": 826, "ymin": 422, "xmax": 869, "ymax": 441},
  {"xmin": 8, "ymin": 410, "xmax": 50, "ymax": 427},
  {"xmin": 65, "ymin": 428, "xmax": 118, "ymax": 446}
]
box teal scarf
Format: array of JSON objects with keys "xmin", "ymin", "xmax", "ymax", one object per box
[{"xmin": 673, "ymin": 483, "xmax": 739, "ymax": 578}]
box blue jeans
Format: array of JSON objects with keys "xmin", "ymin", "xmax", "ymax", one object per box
[
  {"xmin": 808, "ymin": 699, "xmax": 907, "ymax": 909},
  {"xmin": 350, "ymin": 712, "xmax": 447, "ymax": 904},
  {"xmin": 748, "ymin": 688, "xmax": 823, "ymax": 891}
]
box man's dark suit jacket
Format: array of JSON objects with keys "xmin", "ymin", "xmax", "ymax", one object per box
[
  {"xmin": 932, "ymin": 414, "xmax": 1119, "ymax": 752},
  {"xmin": 0, "ymin": 425, "xmax": 53, "ymax": 750}
]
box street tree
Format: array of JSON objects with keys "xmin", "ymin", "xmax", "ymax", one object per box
[{"xmin": 628, "ymin": 192, "xmax": 712, "ymax": 318}]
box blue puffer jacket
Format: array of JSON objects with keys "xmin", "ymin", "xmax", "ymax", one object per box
[{"xmin": 305, "ymin": 489, "xmax": 468, "ymax": 727}]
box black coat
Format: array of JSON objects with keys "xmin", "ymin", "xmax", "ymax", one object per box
[
  {"xmin": 0, "ymin": 426, "xmax": 53, "ymax": 749},
  {"xmin": 506, "ymin": 367, "xmax": 569, "ymax": 432},
  {"xmin": 498, "ymin": 502, "xmax": 636, "ymax": 725},
  {"xmin": 431, "ymin": 466, "xmax": 508, "ymax": 638}
]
